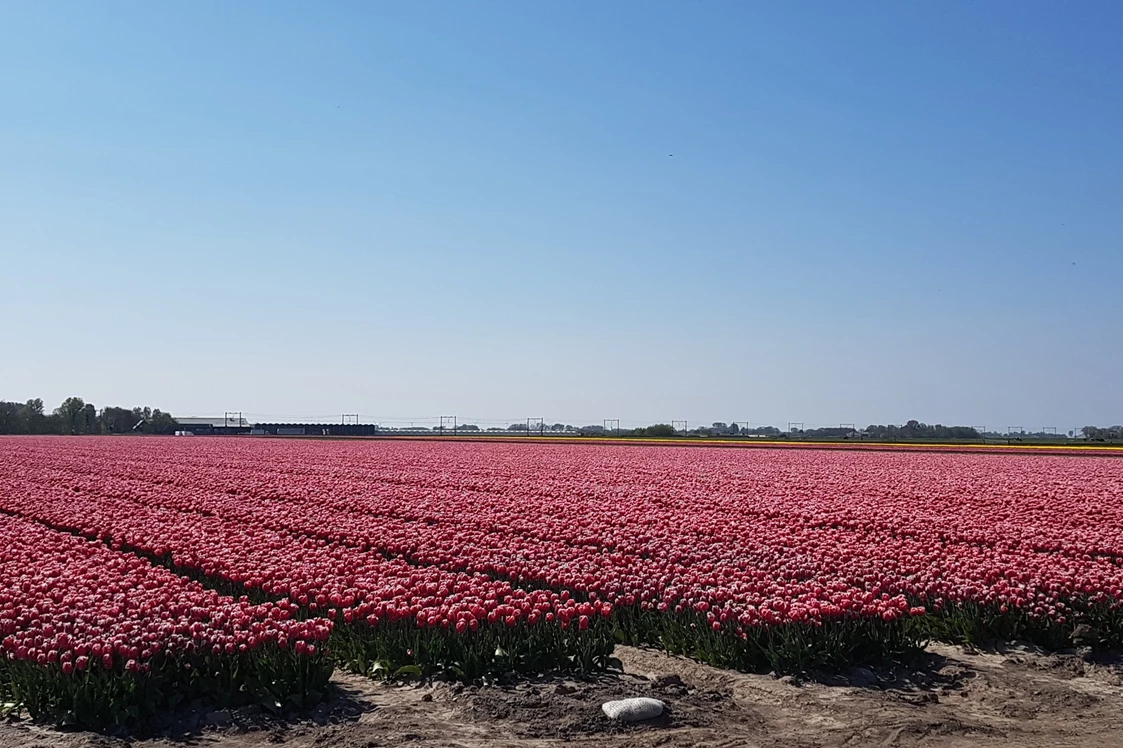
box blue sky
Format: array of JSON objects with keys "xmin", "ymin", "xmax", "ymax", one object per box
[{"xmin": 2, "ymin": 1, "xmax": 1120, "ymax": 430}]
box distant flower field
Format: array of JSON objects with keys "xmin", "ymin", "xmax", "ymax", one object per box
[{"xmin": 1, "ymin": 436, "xmax": 1121, "ymax": 727}]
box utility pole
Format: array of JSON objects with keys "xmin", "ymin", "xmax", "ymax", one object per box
[
  {"xmin": 604, "ymin": 419, "xmax": 620, "ymax": 437},
  {"xmin": 527, "ymin": 417, "xmax": 544, "ymax": 436},
  {"xmin": 342, "ymin": 414, "xmax": 359, "ymax": 425},
  {"xmin": 672, "ymin": 420, "xmax": 688, "ymax": 435},
  {"xmin": 439, "ymin": 415, "xmax": 457, "ymax": 436}
]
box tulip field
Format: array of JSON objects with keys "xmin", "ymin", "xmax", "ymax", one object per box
[{"xmin": 2, "ymin": 436, "xmax": 1122, "ymax": 727}]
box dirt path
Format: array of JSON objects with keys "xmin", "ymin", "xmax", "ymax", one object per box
[{"xmin": 5, "ymin": 643, "xmax": 1123, "ymax": 748}]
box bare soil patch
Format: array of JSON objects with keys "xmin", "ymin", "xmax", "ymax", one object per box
[{"xmin": 5, "ymin": 643, "xmax": 1123, "ymax": 748}]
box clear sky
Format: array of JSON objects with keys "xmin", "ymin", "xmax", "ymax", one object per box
[{"xmin": 2, "ymin": 1, "xmax": 1120, "ymax": 431}]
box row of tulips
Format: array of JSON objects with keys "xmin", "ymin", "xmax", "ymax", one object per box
[
  {"xmin": 23, "ymin": 434, "xmax": 1123, "ymax": 564},
  {"xmin": 6, "ymin": 438, "xmax": 1121, "ymax": 644},
  {"xmin": 0, "ymin": 454, "xmax": 931, "ymax": 636},
  {"xmin": 417, "ymin": 434, "xmax": 1123, "ymax": 458},
  {"xmin": 0, "ymin": 480, "xmax": 621, "ymax": 642},
  {"xmin": 0, "ymin": 513, "xmax": 333, "ymax": 728},
  {"xmin": 0, "ymin": 446, "xmax": 636, "ymax": 705},
  {"xmin": 2, "ymin": 435, "xmax": 1122, "ymax": 728}
]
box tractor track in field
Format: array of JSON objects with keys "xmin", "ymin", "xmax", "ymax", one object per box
[{"xmin": 5, "ymin": 642, "xmax": 1123, "ymax": 748}]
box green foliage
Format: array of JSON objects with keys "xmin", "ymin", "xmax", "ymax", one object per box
[
  {"xmin": 861, "ymin": 421, "xmax": 980, "ymax": 440},
  {"xmin": 101, "ymin": 406, "xmax": 139, "ymax": 434},
  {"xmin": 0, "ymin": 398, "xmax": 179, "ymax": 435},
  {"xmin": 1081, "ymin": 425, "xmax": 1123, "ymax": 441},
  {"xmin": 54, "ymin": 397, "xmax": 87, "ymax": 435},
  {"xmin": 0, "ymin": 648, "xmax": 332, "ymax": 729},
  {"xmin": 0, "ymin": 398, "xmax": 59, "ymax": 434},
  {"xmin": 624, "ymin": 424, "xmax": 678, "ymax": 437},
  {"xmin": 614, "ymin": 609, "xmax": 923, "ymax": 674},
  {"xmin": 915, "ymin": 599, "xmax": 1123, "ymax": 651},
  {"xmin": 331, "ymin": 617, "xmax": 617, "ymax": 683}
]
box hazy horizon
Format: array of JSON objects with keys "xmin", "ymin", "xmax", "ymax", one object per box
[
  {"xmin": 4, "ymin": 397, "xmax": 1116, "ymax": 437},
  {"xmin": 3, "ymin": 2, "xmax": 1120, "ymax": 431}
]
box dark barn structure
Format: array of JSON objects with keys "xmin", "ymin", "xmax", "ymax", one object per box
[
  {"xmin": 175, "ymin": 417, "xmax": 253, "ymax": 435},
  {"xmin": 253, "ymin": 423, "xmax": 383, "ymax": 437}
]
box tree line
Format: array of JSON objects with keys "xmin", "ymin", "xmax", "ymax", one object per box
[
  {"xmin": 588, "ymin": 420, "xmax": 1120, "ymax": 441},
  {"xmin": 1080, "ymin": 425, "xmax": 1123, "ymax": 441},
  {"xmin": 0, "ymin": 398, "xmax": 179, "ymax": 435}
]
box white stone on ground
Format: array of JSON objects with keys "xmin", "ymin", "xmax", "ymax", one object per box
[{"xmin": 601, "ymin": 697, "xmax": 665, "ymax": 722}]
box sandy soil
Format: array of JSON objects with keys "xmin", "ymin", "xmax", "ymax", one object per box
[{"xmin": 5, "ymin": 642, "xmax": 1123, "ymax": 748}]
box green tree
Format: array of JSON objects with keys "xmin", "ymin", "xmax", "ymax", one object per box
[
  {"xmin": 148, "ymin": 409, "xmax": 179, "ymax": 434},
  {"xmin": 0, "ymin": 401, "xmax": 22, "ymax": 434},
  {"xmin": 55, "ymin": 397, "xmax": 86, "ymax": 435},
  {"xmin": 81, "ymin": 403, "xmax": 98, "ymax": 434},
  {"xmin": 100, "ymin": 406, "xmax": 136, "ymax": 433},
  {"xmin": 21, "ymin": 398, "xmax": 45, "ymax": 433}
]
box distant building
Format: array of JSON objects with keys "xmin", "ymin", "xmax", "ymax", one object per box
[
  {"xmin": 175, "ymin": 417, "xmax": 251, "ymax": 435},
  {"xmin": 253, "ymin": 422, "xmax": 383, "ymax": 436}
]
